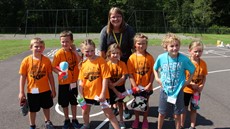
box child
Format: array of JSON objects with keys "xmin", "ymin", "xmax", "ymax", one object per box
[
  {"xmin": 127, "ymin": 33, "xmax": 155, "ymax": 129},
  {"xmin": 106, "ymin": 43, "xmax": 128, "ymax": 129},
  {"xmin": 52, "ymin": 30, "xmax": 81, "ymax": 129},
  {"xmin": 78, "ymin": 39, "xmax": 120, "ymax": 129},
  {"xmin": 153, "ymin": 33, "xmax": 195, "ymax": 129},
  {"xmin": 18, "ymin": 38, "xmax": 56, "ymax": 129},
  {"xmin": 181, "ymin": 41, "xmax": 208, "ymax": 129}
]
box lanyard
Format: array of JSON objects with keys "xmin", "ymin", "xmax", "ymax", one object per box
[
  {"xmin": 63, "ymin": 49, "xmax": 76, "ymax": 81},
  {"xmin": 31, "ymin": 55, "xmax": 42, "ymax": 85},
  {"xmin": 112, "ymin": 31, "xmax": 122, "ymax": 46},
  {"xmin": 167, "ymin": 53, "xmax": 179, "ymax": 87},
  {"xmin": 136, "ymin": 53, "xmax": 146, "ymax": 85}
]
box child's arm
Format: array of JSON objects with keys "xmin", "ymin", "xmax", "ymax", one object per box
[
  {"xmin": 184, "ymin": 73, "xmax": 194, "ymax": 89},
  {"xmin": 153, "ymin": 69, "xmax": 162, "ymax": 87},
  {"xmin": 145, "ymin": 72, "xmax": 154, "ymax": 92},
  {"xmin": 99, "ymin": 78, "xmax": 109, "ymax": 102},
  {"xmin": 18, "ymin": 75, "xmax": 26, "ymax": 104},
  {"xmin": 52, "ymin": 67, "xmax": 62, "ymax": 75},
  {"xmin": 78, "ymin": 80, "xmax": 84, "ymax": 96},
  {"xmin": 198, "ymin": 76, "xmax": 206, "ymax": 93},
  {"xmin": 48, "ymin": 72, "xmax": 56, "ymax": 98},
  {"xmin": 129, "ymin": 74, "xmax": 141, "ymax": 92},
  {"xmin": 70, "ymin": 44, "xmax": 81, "ymax": 63}
]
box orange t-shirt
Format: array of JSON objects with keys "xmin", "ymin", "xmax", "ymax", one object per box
[
  {"xmin": 78, "ymin": 56, "xmax": 110, "ymax": 99},
  {"xmin": 52, "ymin": 49, "xmax": 79, "ymax": 84},
  {"xmin": 127, "ymin": 53, "xmax": 155, "ymax": 87},
  {"xmin": 19, "ymin": 55, "xmax": 52, "ymax": 93},
  {"xmin": 184, "ymin": 59, "xmax": 208, "ymax": 94},
  {"xmin": 107, "ymin": 60, "xmax": 128, "ymax": 86}
]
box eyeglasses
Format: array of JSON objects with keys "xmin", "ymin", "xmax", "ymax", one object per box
[{"xmin": 110, "ymin": 15, "xmax": 122, "ymax": 19}]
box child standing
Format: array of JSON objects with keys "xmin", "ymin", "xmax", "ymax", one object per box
[
  {"xmin": 106, "ymin": 43, "xmax": 128, "ymax": 129},
  {"xmin": 18, "ymin": 38, "xmax": 56, "ymax": 129},
  {"xmin": 78, "ymin": 39, "xmax": 120, "ymax": 129},
  {"xmin": 127, "ymin": 33, "xmax": 155, "ymax": 129},
  {"xmin": 181, "ymin": 41, "xmax": 208, "ymax": 129},
  {"xmin": 153, "ymin": 33, "xmax": 195, "ymax": 129},
  {"xmin": 52, "ymin": 30, "xmax": 81, "ymax": 129}
]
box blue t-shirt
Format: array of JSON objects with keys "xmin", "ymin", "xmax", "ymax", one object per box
[{"xmin": 154, "ymin": 52, "xmax": 195, "ymax": 97}]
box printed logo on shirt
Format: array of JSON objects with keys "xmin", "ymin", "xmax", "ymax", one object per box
[
  {"xmin": 30, "ymin": 66, "xmax": 45, "ymax": 80},
  {"xmin": 83, "ymin": 66, "xmax": 100, "ymax": 82}
]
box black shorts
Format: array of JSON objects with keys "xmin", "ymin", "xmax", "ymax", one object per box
[
  {"xmin": 109, "ymin": 85, "xmax": 126, "ymax": 104},
  {"xmin": 184, "ymin": 92, "xmax": 193, "ymax": 106},
  {"xmin": 84, "ymin": 99, "xmax": 109, "ymax": 105},
  {"xmin": 58, "ymin": 84, "xmax": 78, "ymax": 108},
  {"xmin": 133, "ymin": 90, "xmax": 153, "ymax": 98},
  {"xmin": 27, "ymin": 90, "xmax": 53, "ymax": 112}
]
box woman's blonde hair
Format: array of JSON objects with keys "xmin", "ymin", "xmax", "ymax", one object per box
[{"xmin": 161, "ymin": 33, "xmax": 181, "ymax": 50}]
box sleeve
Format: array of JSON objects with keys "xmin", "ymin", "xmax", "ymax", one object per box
[
  {"xmin": 127, "ymin": 56, "xmax": 135, "ymax": 74},
  {"xmin": 52, "ymin": 52, "xmax": 60, "ymax": 67},
  {"xmin": 46, "ymin": 58, "xmax": 53, "ymax": 73},
  {"xmin": 202, "ymin": 60, "xmax": 208, "ymax": 75},
  {"xmin": 121, "ymin": 61, "xmax": 128, "ymax": 75},
  {"xmin": 100, "ymin": 60, "xmax": 111, "ymax": 79},
  {"xmin": 99, "ymin": 26, "xmax": 108, "ymax": 51},
  {"xmin": 185, "ymin": 57, "xmax": 195, "ymax": 74},
  {"xmin": 153, "ymin": 56, "xmax": 160, "ymax": 70},
  {"xmin": 19, "ymin": 57, "xmax": 28, "ymax": 75}
]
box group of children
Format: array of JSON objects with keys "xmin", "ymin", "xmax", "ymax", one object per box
[{"xmin": 18, "ymin": 31, "xmax": 207, "ymax": 129}]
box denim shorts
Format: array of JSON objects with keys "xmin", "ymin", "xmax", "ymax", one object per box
[{"xmin": 158, "ymin": 89, "xmax": 184, "ymax": 115}]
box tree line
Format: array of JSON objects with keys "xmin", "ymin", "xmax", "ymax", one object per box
[{"xmin": 0, "ymin": 0, "xmax": 229, "ymax": 34}]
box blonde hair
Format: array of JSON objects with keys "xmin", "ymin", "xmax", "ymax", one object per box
[
  {"xmin": 30, "ymin": 37, "xmax": 45, "ymax": 49},
  {"xmin": 133, "ymin": 33, "xmax": 148, "ymax": 52},
  {"xmin": 189, "ymin": 40, "xmax": 204, "ymax": 51},
  {"xmin": 106, "ymin": 43, "xmax": 122, "ymax": 59},
  {"xmin": 161, "ymin": 33, "xmax": 181, "ymax": 50},
  {"xmin": 107, "ymin": 7, "xmax": 126, "ymax": 34},
  {"xmin": 60, "ymin": 30, "xmax": 73, "ymax": 41}
]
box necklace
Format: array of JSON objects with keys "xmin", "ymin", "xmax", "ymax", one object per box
[{"xmin": 31, "ymin": 55, "xmax": 42, "ymax": 82}]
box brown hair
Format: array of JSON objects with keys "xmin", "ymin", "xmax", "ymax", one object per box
[
  {"xmin": 133, "ymin": 33, "xmax": 148, "ymax": 52},
  {"xmin": 60, "ymin": 30, "xmax": 73, "ymax": 41},
  {"xmin": 30, "ymin": 37, "xmax": 45, "ymax": 49},
  {"xmin": 107, "ymin": 7, "xmax": 126, "ymax": 34},
  {"xmin": 161, "ymin": 33, "xmax": 181, "ymax": 50},
  {"xmin": 106, "ymin": 43, "xmax": 122, "ymax": 60}
]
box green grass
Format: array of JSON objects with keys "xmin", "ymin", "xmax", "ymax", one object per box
[{"xmin": 0, "ymin": 33, "xmax": 229, "ymax": 61}]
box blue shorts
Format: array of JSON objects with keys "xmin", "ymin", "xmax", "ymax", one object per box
[
  {"xmin": 27, "ymin": 90, "xmax": 53, "ymax": 112},
  {"xmin": 58, "ymin": 84, "xmax": 78, "ymax": 108},
  {"xmin": 158, "ymin": 89, "xmax": 184, "ymax": 115}
]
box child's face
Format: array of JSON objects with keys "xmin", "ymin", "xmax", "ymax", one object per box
[
  {"xmin": 189, "ymin": 46, "xmax": 203, "ymax": 60},
  {"xmin": 135, "ymin": 38, "xmax": 147, "ymax": 53},
  {"xmin": 60, "ymin": 36, "xmax": 73, "ymax": 50},
  {"xmin": 166, "ymin": 41, "xmax": 180, "ymax": 58},
  {"xmin": 82, "ymin": 45, "xmax": 95, "ymax": 59},
  {"xmin": 31, "ymin": 42, "xmax": 45, "ymax": 55},
  {"xmin": 110, "ymin": 48, "xmax": 120, "ymax": 60},
  {"xmin": 110, "ymin": 12, "xmax": 122, "ymax": 28}
]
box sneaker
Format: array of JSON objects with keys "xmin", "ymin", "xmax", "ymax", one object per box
[
  {"xmin": 112, "ymin": 108, "xmax": 119, "ymax": 115},
  {"xmin": 72, "ymin": 119, "xmax": 81, "ymax": 129},
  {"xmin": 119, "ymin": 121, "xmax": 126, "ymax": 129},
  {"xmin": 123, "ymin": 108, "xmax": 132, "ymax": 119},
  {"xmin": 80, "ymin": 124, "xmax": 90, "ymax": 129},
  {"xmin": 132, "ymin": 119, "xmax": 139, "ymax": 129},
  {"xmin": 108, "ymin": 122, "xmax": 114, "ymax": 129},
  {"xmin": 62, "ymin": 119, "xmax": 71, "ymax": 129},
  {"xmin": 20, "ymin": 99, "xmax": 29, "ymax": 116},
  {"xmin": 45, "ymin": 120, "xmax": 55, "ymax": 129},
  {"xmin": 142, "ymin": 119, "xmax": 149, "ymax": 129},
  {"xmin": 29, "ymin": 125, "xmax": 36, "ymax": 129}
]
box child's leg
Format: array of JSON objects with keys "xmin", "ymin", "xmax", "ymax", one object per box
[
  {"xmin": 174, "ymin": 114, "xmax": 182, "ymax": 129},
  {"xmin": 117, "ymin": 101, "xmax": 124, "ymax": 122},
  {"xmin": 157, "ymin": 113, "xmax": 165, "ymax": 129},
  {"xmin": 71, "ymin": 105, "xmax": 77, "ymax": 120},
  {"xmin": 63, "ymin": 107, "xmax": 69, "ymax": 120},
  {"xmin": 190, "ymin": 109, "xmax": 197, "ymax": 128},
  {"xmin": 42, "ymin": 108, "xmax": 50, "ymax": 121},
  {"xmin": 82, "ymin": 105, "xmax": 91, "ymax": 125},
  {"xmin": 103, "ymin": 108, "xmax": 119, "ymax": 129},
  {"xmin": 29, "ymin": 112, "xmax": 36, "ymax": 126},
  {"xmin": 180, "ymin": 106, "xmax": 188, "ymax": 128}
]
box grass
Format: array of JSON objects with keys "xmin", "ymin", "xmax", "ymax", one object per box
[{"xmin": 0, "ymin": 33, "xmax": 229, "ymax": 61}]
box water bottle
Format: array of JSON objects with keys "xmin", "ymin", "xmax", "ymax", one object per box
[
  {"xmin": 94, "ymin": 95, "xmax": 110, "ymax": 109},
  {"xmin": 77, "ymin": 95, "xmax": 87, "ymax": 110},
  {"xmin": 192, "ymin": 92, "xmax": 200, "ymax": 109},
  {"xmin": 115, "ymin": 87, "xmax": 137, "ymax": 101}
]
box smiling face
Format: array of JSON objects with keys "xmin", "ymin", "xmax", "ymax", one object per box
[
  {"xmin": 166, "ymin": 40, "xmax": 180, "ymax": 58},
  {"xmin": 82, "ymin": 44, "xmax": 95, "ymax": 60},
  {"xmin": 135, "ymin": 37, "xmax": 147, "ymax": 54},
  {"xmin": 60, "ymin": 36, "xmax": 73, "ymax": 51},
  {"xmin": 109, "ymin": 12, "xmax": 123, "ymax": 30},
  {"xmin": 31, "ymin": 42, "xmax": 45, "ymax": 55}
]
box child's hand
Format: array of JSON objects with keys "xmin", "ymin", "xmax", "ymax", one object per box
[
  {"xmin": 116, "ymin": 92, "xmax": 123, "ymax": 99},
  {"xmin": 70, "ymin": 44, "xmax": 76, "ymax": 51},
  {"xmin": 51, "ymin": 90, "xmax": 56, "ymax": 98},
  {"xmin": 18, "ymin": 93, "xmax": 26, "ymax": 106},
  {"xmin": 156, "ymin": 78, "xmax": 162, "ymax": 87},
  {"xmin": 99, "ymin": 94, "xmax": 106, "ymax": 102}
]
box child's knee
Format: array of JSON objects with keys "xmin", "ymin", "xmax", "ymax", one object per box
[{"xmin": 103, "ymin": 108, "xmax": 116, "ymax": 120}]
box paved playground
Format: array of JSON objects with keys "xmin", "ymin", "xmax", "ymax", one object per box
[{"xmin": 0, "ymin": 44, "xmax": 230, "ymax": 129}]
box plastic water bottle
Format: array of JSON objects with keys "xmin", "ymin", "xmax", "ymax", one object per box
[
  {"xmin": 94, "ymin": 95, "xmax": 110, "ymax": 109},
  {"xmin": 192, "ymin": 92, "xmax": 200, "ymax": 109},
  {"xmin": 77, "ymin": 95, "xmax": 87, "ymax": 110},
  {"xmin": 115, "ymin": 87, "xmax": 137, "ymax": 101}
]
